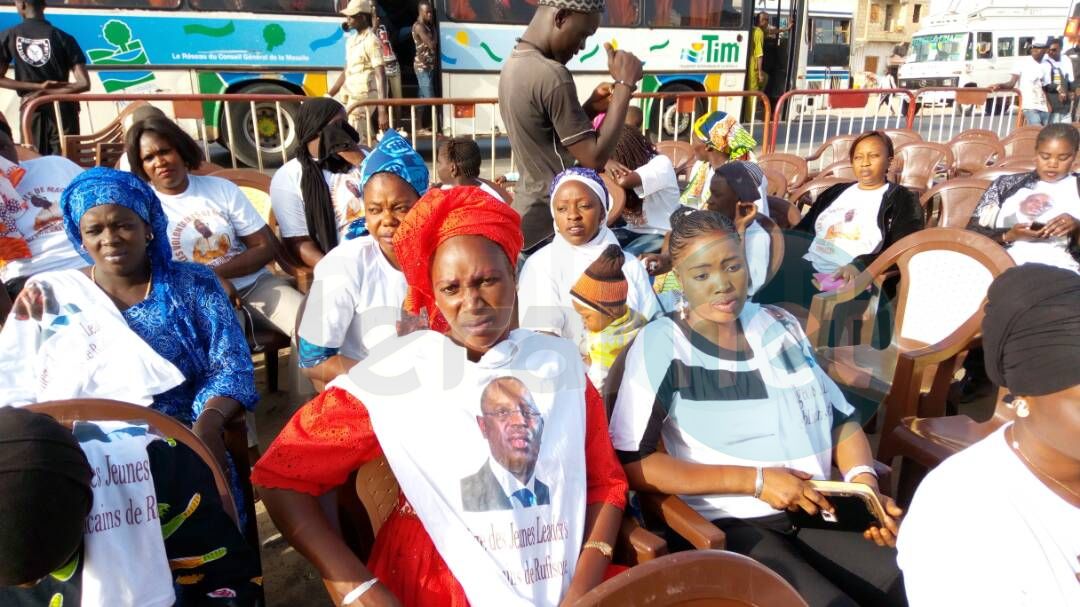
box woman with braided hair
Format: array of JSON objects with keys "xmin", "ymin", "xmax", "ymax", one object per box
[{"xmin": 607, "ymin": 124, "xmax": 682, "ymax": 255}]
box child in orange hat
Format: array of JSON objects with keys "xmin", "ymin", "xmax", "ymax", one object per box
[{"xmin": 570, "ymin": 244, "xmax": 649, "ymax": 389}]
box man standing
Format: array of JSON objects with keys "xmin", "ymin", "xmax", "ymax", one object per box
[
  {"xmin": 328, "ymin": 0, "xmax": 389, "ymax": 139},
  {"xmin": 499, "ymin": 0, "xmax": 643, "ymax": 250},
  {"xmin": 1046, "ymin": 37, "xmax": 1074, "ymax": 124},
  {"xmin": 995, "ymin": 40, "xmax": 1052, "ymax": 126},
  {"xmin": 749, "ymin": 12, "xmax": 768, "ymax": 93},
  {"xmin": 0, "ymin": 0, "xmax": 89, "ymax": 156},
  {"xmin": 412, "ymin": 0, "xmax": 437, "ymax": 134}
]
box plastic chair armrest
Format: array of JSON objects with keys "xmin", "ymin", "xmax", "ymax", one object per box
[
  {"xmin": 638, "ymin": 493, "xmax": 726, "ymax": 550},
  {"xmin": 615, "ymin": 514, "xmax": 668, "ymax": 565}
]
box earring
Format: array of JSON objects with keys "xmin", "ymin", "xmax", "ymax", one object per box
[
  {"xmin": 1015, "ymin": 399, "xmax": 1030, "ymax": 418},
  {"xmin": 677, "ymin": 291, "xmax": 689, "ymax": 320},
  {"xmin": 146, "ymin": 233, "xmax": 154, "ymax": 242}
]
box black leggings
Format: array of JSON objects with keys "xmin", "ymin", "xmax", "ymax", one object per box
[{"xmin": 711, "ymin": 514, "xmax": 906, "ymax": 607}]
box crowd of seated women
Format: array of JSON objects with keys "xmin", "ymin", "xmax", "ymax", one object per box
[{"xmin": 0, "ymin": 93, "xmax": 1077, "ymax": 607}]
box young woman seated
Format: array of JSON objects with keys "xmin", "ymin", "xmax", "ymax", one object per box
[
  {"xmin": 606, "ymin": 125, "xmax": 682, "ymax": 255},
  {"xmin": 609, "ymin": 207, "xmax": 906, "ymax": 607},
  {"xmin": 967, "ymin": 123, "xmax": 1080, "ymax": 272},
  {"xmin": 435, "ymin": 137, "xmax": 509, "ymax": 202}
]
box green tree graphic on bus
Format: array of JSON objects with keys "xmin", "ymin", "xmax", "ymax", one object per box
[{"xmin": 87, "ymin": 19, "xmax": 155, "ymax": 92}]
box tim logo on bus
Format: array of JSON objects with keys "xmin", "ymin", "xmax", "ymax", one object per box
[{"xmin": 680, "ymin": 34, "xmax": 739, "ymax": 67}]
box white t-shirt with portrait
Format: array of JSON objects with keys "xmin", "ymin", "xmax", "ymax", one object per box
[
  {"xmin": 995, "ymin": 177, "xmax": 1080, "ymax": 272},
  {"xmin": 1012, "ymin": 56, "xmax": 1051, "ymax": 113},
  {"xmin": 804, "ymin": 183, "xmax": 888, "ymax": 274},
  {"xmin": 269, "ymin": 157, "xmax": 365, "ymax": 242},
  {"xmin": 1, "ymin": 156, "xmax": 87, "ymax": 282},
  {"xmin": 298, "ymin": 235, "xmax": 408, "ymax": 362},
  {"xmin": 154, "ymin": 174, "xmax": 268, "ymax": 289},
  {"xmin": 628, "ymin": 154, "xmax": 682, "ymax": 235}
]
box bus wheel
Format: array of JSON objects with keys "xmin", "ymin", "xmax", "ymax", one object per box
[
  {"xmin": 223, "ymin": 83, "xmax": 301, "ymax": 169},
  {"xmin": 655, "ymin": 83, "xmax": 705, "ymax": 139}
]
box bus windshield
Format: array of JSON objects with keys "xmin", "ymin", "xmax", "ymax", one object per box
[
  {"xmin": 909, "ymin": 32, "xmax": 968, "ymax": 63},
  {"xmin": 442, "ymin": 0, "xmax": 745, "ymax": 28}
]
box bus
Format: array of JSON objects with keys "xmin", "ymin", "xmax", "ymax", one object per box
[
  {"xmin": 898, "ymin": 1, "xmax": 1068, "ymax": 106},
  {"xmin": 0, "ymin": 0, "xmax": 348, "ymax": 166},
  {"xmin": 437, "ymin": 0, "xmax": 755, "ymax": 138}
]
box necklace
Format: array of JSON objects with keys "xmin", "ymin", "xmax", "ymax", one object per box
[
  {"xmin": 91, "ymin": 265, "xmax": 153, "ymax": 301},
  {"xmin": 1008, "ymin": 426, "xmax": 1080, "ymax": 501}
]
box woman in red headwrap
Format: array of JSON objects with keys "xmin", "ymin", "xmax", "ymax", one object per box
[{"xmin": 253, "ymin": 186, "xmax": 627, "ymax": 607}]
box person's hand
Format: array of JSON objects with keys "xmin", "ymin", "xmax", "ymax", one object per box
[
  {"xmin": 12, "ymin": 282, "xmax": 49, "ymax": 321},
  {"xmin": 1040, "ymin": 213, "xmax": 1080, "ymax": 239},
  {"xmin": 605, "ymin": 42, "xmax": 643, "ymax": 86},
  {"xmin": 831, "ymin": 264, "xmax": 860, "ymax": 285},
  {"xmin": 192, "ymin": 409, "xmax": 230, "ymax": 475},
  {"xmin": 217, "ymin": 276, "xmax": 241, "ymax": 309},
  {"xmin": 639, "ymin": 252, "xmax": 671, "ymax": 275},
  {"xmin": 605, "ymin": 159, "xmax": 631, "ymax": 180},
  {"xmin": 863, "ymin": 493, "xmax": 904, "ymax": 548},
  {"xmin": 758, "ymin": 467, "xmax": 833, "ymax": 515},
  {"xmin": 378, "ymin": 118, "xmax": 391, "ymax": 132},
  {"xmin": 40, "ymin": 80, "xmax": 64, "ymax": 90},
  {"xmin": 585, "ymin": 82, "xmax": 614, "ymax": 116},
  {"xmin": 329, "ymin": 579, "xmax": 402, "ymax": 607},
  {"xmin": 758, "ymin": 72, "xmax": 769, "ymax": 90},
  {"xmin": 1004, "ymin": 222, "xmax": 1046, "ymax": 243},
  {"xmin": 733, "ymin": 201, "xmax": 757, "ymax": 236}
]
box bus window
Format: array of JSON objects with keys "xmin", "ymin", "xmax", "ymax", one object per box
[
  {"xmin": 443, "ymin": 0, "xmax": 639, "ymax": 26},
  {"xmin": 191, "ymin": 0, "xmax": 335, "ymax": 13},
  {"xmin": 976, "ymin": 32, "xmax": 992, "ymax": 59},
  {"xmin": 1019, "ymin": 37, "xmax": 1033, "ymax": 56},
  {"xmin": 26, "ymin": 0, "xmax": 181, "ymax": 7},
  {"xmin": 650, "ymin": 0, "xmax": 743, "ymax": 29},
  {"xmin": 997, "ymin": 37, "xmax": 1015, "ymax": 58}
]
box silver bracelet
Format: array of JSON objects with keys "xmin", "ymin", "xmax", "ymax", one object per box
[
  {"xmin": 341, "ymin": 578, "xmax": 379, "ymax": 606},
  {"xmin": 753, "ymin": 467, "xmax": 765, "ymax": 499},
  {"xmin": 843, "ymin": 464, "xmax": 879, "ymax": 484}
]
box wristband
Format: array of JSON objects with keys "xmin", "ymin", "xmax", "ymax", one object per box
[
  {"xmin": 613, "ymin": 79, "xmax": 637, "ymax": 93},
  {"xmin": 341, "ymin": 578, "xmax": 379, "ymax": 606},
  {"xmin": 753, "ymin": 467, "xmax": 765, "ymax": 499},
  {"xmin": 843, "ymin": 464, "xmax": 879, "ymax": 484},
  {"xmin": 582, "ymin": 540, "xmax": 613, "ymax": 559}
]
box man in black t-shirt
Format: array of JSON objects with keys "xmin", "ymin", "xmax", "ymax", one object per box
[{"xmin": 0, "ymin": 0, "xmax": 89, "ymax": 156}]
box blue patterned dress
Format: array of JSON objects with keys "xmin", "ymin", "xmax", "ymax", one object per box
[{"xmin": 123, "ymin": 261, "xmax": 258, "ymax": 425}]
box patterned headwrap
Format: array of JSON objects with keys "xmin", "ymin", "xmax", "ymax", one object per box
[
  {"xmin": 60, "ymin": 167, "xmax": 172, "ymax": 269},
  {"xmin": 393, "ymin": 187, "xmax": 522, "ymax": 333},
  {"xmin": 983, "ymin": 264, "xmax": 1080, "ymax": 396},
  {"xmin": 538, "ymin": 0, "xmax": 605, "ymax": 13},
  {"xmin": 693, "ymin": 111, "xmax": 757, "ymax": 160},
  {"xmin": 359, "ymin": 129, "xmax": 429, "ymax": 197},
  {"xmin": 549, "ymin": 167, "xmax": 611, "ymax": 215}
]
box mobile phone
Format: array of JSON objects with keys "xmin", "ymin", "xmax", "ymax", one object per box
[
  {"xmin": 789, "ymin": 481, "xmax": 888, "ymax": 533},
  {"xmin": 1030, "ymin": 221, "xmax": 1046, "ymax": 230}
]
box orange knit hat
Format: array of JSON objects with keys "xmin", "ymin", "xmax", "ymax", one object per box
[{"xmin": 570, "ymin": 244, "xmax": 628, "ymax": 318}]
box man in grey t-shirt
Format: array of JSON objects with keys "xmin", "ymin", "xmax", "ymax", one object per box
[{"xmin": 499, "ymin": 0, "xmax": 643, "ymax": 250}]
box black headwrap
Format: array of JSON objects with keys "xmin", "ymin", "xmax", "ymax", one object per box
[
  {"xmin": 714, "ymin": 161, "xmax": 765, "ymax": 203},
  {"xmin": 982, "ymin": 263, "xmax": 1080, "ymax": 396},
  {"xmin": 295, "ymin": 98, "xmax": 357, "ymax": 254},
  {"xmin": 0, "ymin": 407, "xmax": 93, "ymax": 586}
]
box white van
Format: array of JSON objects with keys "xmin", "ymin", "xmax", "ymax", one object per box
[{"xmin": 898, "ymin": 1, "xmax": 1068, "ymax": 106}]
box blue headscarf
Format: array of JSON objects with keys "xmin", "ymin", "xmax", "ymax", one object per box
[
  {"xmin": 60, "ymin": 167, "xmax": 172, "ymax": 269},
  {"xmin": 358, "ymin": 129, "xmax": 429, "ymax": 197}
]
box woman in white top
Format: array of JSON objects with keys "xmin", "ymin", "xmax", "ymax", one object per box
[
  {"xmin": 518, "ymin": 167, "xmax": 659, "ymax": 353},
  {"xmin": 757, "ymin": 130, "xmax": 924, "ymax": 313},
  {"xmin": 968, "ymin": 123, "xmax": 1080, "ymax": 272},
  {"xmin": 269, "ymin": 98, "xmax": 367, "ymax": 269},
  {"xmin": 127, "ymin": 115, "xmax": 303, "ymax": 340},
  {"xmin": 898, "ymin": 264, "xmax": 1080, "ymax": 607},
  {"xmin": 296, "ymin": 129, "xmax": 428, "ymax": 390},
  {"xmin": 610, "ymin": 207, "xmax": 905, "ymax": 607},
  {"xmin": 607, "ymin": 125, "xmax": 682, "ymax": 255}
]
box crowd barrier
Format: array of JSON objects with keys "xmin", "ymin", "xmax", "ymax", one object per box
[{"xmin": 21, "ymin": 86, "xmax": 1029, "ymax": 175}]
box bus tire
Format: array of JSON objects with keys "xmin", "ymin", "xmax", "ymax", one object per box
[
  {"xmin": 222, "ymin": 83, "xmax": 301, "ymax": 169},
  {"xmin": 652, "ymin": 82, "xmax": 705, "ymax": 139}
]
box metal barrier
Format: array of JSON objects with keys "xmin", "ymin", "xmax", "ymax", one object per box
[
  {"xmin": 21, "ymin": 93, "xmax": 306, "ymax": 171},
  {"xmin": 909, "ymin": 87, "xmax": 1023, "ymax": 144},
  {"xmin": 346, "ymin": 90, "xmax": 772, "ymax": 182},
  {"xmin": 768, "ymin": 88, "xmax": 917, "ymax": 160}
]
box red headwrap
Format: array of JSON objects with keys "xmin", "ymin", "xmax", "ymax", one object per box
[{"xmin": 392, "ymin": 186, "xmax": 523, "ymax": 333}]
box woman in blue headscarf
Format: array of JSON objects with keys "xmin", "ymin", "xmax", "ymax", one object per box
[
  {"xmin": 15, "ymin": 167, "xmax": 257, "ymax": 467},
  {"xmin": 296, "ymin": 129, "xmax": 431, "ymax": 390}
]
